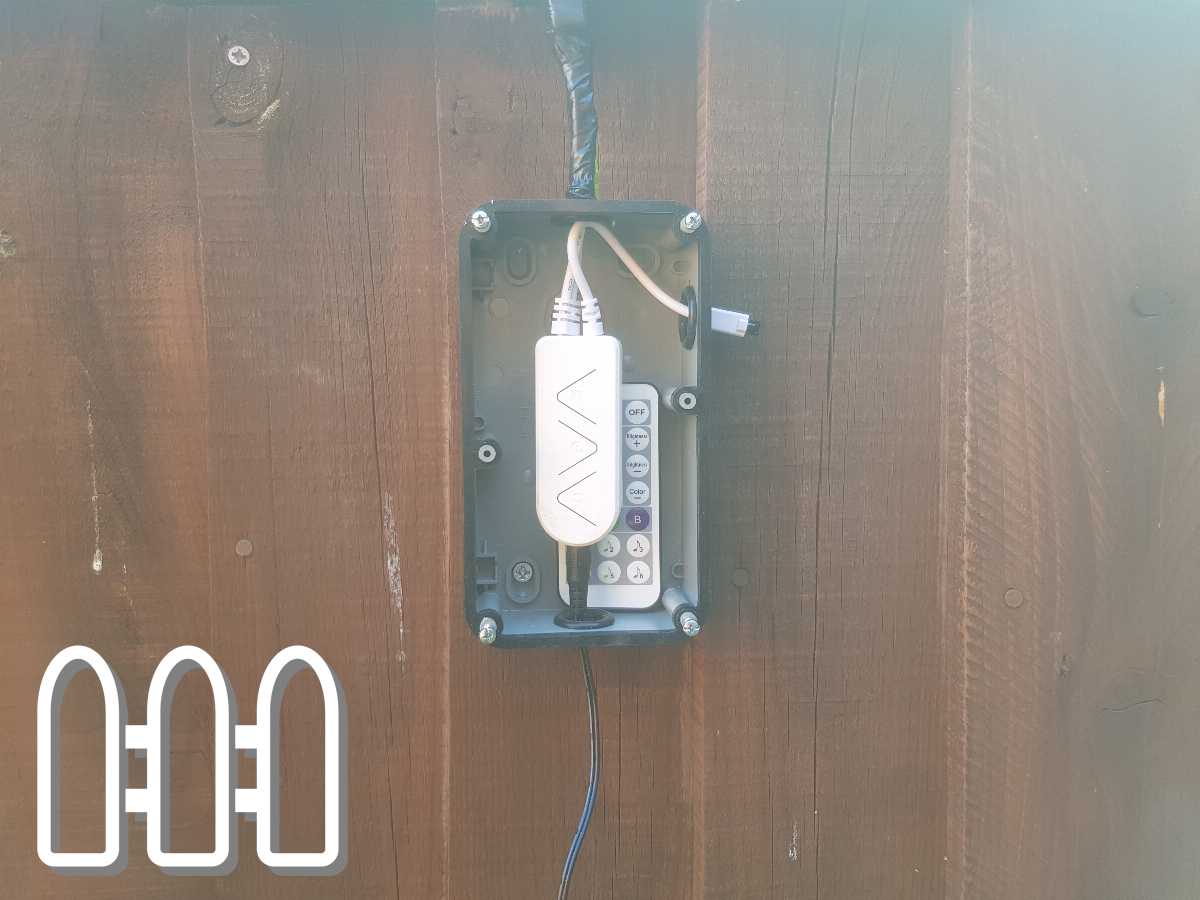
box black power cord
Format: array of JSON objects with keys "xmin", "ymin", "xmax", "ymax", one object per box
[
  {"xmin": 548, "ymin": 3, "xmax": 601, "ymax": 895},
  {"xmin": 548, "ymin": 0, "xmax": 598, "ymax": 200},
  {"xmin": 555, "ymin": 545, "xmax": 605, "ymax": 899},
  {"xmin": 558, "ymin": 644, "xmax": 600, "ymax": 900}
]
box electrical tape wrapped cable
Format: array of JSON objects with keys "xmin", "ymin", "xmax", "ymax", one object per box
[{"xmin": 549, "ymin": 0, "xmax": 598, "ymax": 200}]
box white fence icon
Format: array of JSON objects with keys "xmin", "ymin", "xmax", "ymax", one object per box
[{"xmin": 36, "ymin": 645, "xmax": 346, "ymax": 876}]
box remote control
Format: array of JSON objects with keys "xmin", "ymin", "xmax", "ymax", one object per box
[{"xmin": 558, "ymin": 383, "xmax": 661, "ymax": 610}]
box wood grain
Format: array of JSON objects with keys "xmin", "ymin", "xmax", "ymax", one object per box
[
  {"xmin": 0, "ymin": 4, "xmax": 211, "ymax": 896},
  {"xmin": 943, "ymin": 3, "xmax": 1200, "ymax": 898},
  {"xmin": 2, "ymin": 2, "xmax": 1200, "ymax": 898},
  {"xmin": 697, "ymin": 1, "xmax": 954, "ymax": 897},
  {"xmin": 185, "ymin": 5, "xmax": 448, "ymax": 897}
]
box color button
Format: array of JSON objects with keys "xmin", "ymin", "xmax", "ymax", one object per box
[{"xmin": 625, "ymin": 481, "xmax": 649, "ymax": 505}]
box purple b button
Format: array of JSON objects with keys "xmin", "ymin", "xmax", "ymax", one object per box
[{"xmin": 625, "ymin": 508, "xmax": 650, "ymax": 531}]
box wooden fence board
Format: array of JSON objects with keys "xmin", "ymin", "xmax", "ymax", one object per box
[
  {"xmin": 0, "ymin": 4, "xmax": 210, "ymax": 897},
  {"xmin": 2, "ymin": 2, "xmax": 1200, "ymax": 898},
  {"xmin": 943, "ymin": 3, "xmax": 1200, "ymax": 899},
  {"xmin": 186, "ymin": 5, "xmax": 446, "ymax": 897}
]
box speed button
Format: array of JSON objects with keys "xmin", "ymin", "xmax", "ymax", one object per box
[{"xmin": 597, "ymin": 561, "xmax": 621, "ymax": 584}]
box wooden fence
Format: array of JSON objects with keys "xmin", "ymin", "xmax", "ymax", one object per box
[{"xmin": 2, "ymin": 1, "xmax": 1199, "ymax": 897}]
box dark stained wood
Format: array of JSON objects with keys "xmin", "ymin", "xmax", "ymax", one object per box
[
  {"xmin": 0, "ymin": 3, "xmax": 212, "ymax": 897},
  {"xmin": 697, "ymin": 1, "xmax": 954, "ymax": 896},
  {"xmin": 2, "ymin": 1, "xmax": 1200, "ymax": 898},
  {"xmin": 942, "ymin": 3, "xmax": 1200, "ymax": 899},
  {"xmin": 185, "ymin": 5, "xmax": 448, "ymax": 898}
]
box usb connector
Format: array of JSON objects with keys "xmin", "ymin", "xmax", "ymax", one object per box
[{"xmin": 710, "ymin": 306, "xmax": 761, "ymax": 338}]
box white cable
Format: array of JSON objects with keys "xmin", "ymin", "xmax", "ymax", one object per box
[
  {"xmin": 567, "ymin": 223, "xmax": 604, "ymax": 335},
  {"xmin": 551, "ymin": 255, "xmax": 582, "ymax": 335},
  {"xmin": 569, "ymin": 221, "xmax": 690, "ymax": 319}
]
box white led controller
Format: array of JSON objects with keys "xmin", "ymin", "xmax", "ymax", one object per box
[
  {"xmin": 534, "ymin": 335, "xmax": 623, "ymax": 548},
  {"xmin": 558, "ymin": 383, "xmax": 661, "ymax": 610}
]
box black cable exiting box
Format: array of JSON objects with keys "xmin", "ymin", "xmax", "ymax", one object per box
[{"xmin": 557, "ymin": 645, "xmax": 600, "ymax": 900}]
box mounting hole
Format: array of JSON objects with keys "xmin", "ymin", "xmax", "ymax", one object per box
[
  {"xmin": 473, "ymin": 416, "xmax": 486, "ymax": 432},
  {"xmin": 503, "ymin": 239, "xmax": 536, "ymax": 285},
  {"xmin": 476, "ymin": 441, "xmax": 499, "ymax": 465},
  {"xmin": 616, "ymin": 244, "xmax": 661, "ymax": 279},
  {"xmin": 671, "ymin": 562, "xmax": 686, "ymax": 579},
  {"xmin": 667, "ymin": 386, "xmax": 700, "ymax": 414}
]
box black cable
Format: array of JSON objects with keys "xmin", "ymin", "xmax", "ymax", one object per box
[
  {"xmin": 558, "ymin": 645, "xmax": 600, "ymax": 900},
  {"xmin": 548, "ymin": 0, "xmax": 598, "ymax": 200},
  {"xmin": 548, "ymin": 4, "xmax": 600, "ymax": 894}
]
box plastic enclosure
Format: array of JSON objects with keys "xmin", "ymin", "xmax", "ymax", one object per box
[{"xmin": 460, "ymin": 200, "xmax": 705, "ymax": 647}]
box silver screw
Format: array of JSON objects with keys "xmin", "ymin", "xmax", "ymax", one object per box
[
  {"xmin": 478, "ymin": 616, "xmax": 499, "ymax": 645},
  {"xmin": 680, "ymin": 210, "xmax": 703, "ymax": 234},
  {"xmin": 679, "ymin": 610, "xmax": 701, "ymax": 638},
  {"xmin": 511, "ymin": 561, "xmax": 534, "ymax": 584},
  {"xmin": 477, "ymin": 442, "xmax": 498, "ymax": 464},
  {"xmin": 470, "ymin": 209, "xmax": 492, "ymax": 234},
  {"xmin": 226, "ymin": 45, "xmax": 250, "ymax": 67}
]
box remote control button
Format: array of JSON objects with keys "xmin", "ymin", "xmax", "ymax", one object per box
[
  {"xmin": 627, "ymin": 561, "xmax": 651, "ymax": 584},
  {"xmin": 626, "ymin": 534, "xmax": 650, "ymax": 557},
  {"xmin": 597, "ymin": 535, "xmax": 620, "ymax": 557},
  {"xmin": 625, "ymin": 480, "xmax": 650, "ymax": 505},
  {"xmin": 625, "ymin": 508, "xmax": 650, "ymax": 531},
  {"xmin": 597, "ymin": 561, "xmax": 621, "ymax": 584},
  {"xmin": 624, "ymin": 427, "xmax": 650, "ymax": 452},
  {"xmin": 624, "ymin": 399, "xmax": 650, "ymax": 425},
  {"xmin": 625, "ymin": 454, "xmax": 650, "ymax": 478}
]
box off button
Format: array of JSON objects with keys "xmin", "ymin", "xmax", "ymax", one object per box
[{"xmin": 624, "ymin": 400, "xmax": 650, "ymax": 425}]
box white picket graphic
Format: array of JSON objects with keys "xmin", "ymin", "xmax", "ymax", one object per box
[{"xmin": 36, "ymin": 645, "xmax": 345, "ymax": 876}]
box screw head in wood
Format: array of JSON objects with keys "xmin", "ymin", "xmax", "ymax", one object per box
[
  {"xmin": 478, "ymin": 616, "xmax": 498, "ymax": 645},
  {"xmin": 470, "ymin": 209, "xmax": 492, "ymax": 233},
  {"xmin": 226, "ymin": 44, "xmax": 251, "ymax": 67},
  {"xmin": 235, "ymin": 538, "xmax": 253, "ymax": 558}
]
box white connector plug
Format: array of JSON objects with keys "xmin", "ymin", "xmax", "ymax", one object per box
[{"xmin": 710, "ymin": 306, "xmax": 761, "ymax": 338}]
